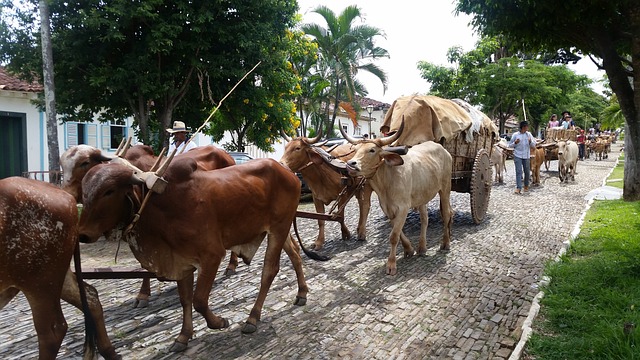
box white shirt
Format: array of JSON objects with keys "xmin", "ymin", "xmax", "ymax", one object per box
[
  {"xmin": 169, "ymin": 139, "xmax": 197, "ymax": 154},
  {"xmin": 508, "ymin": 131, "xmax": 536, "ymax": 159}
]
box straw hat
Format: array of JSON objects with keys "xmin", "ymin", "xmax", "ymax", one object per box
[{"xmin": 166, "ymin": 121, "xmax": 189, "ymax": 134}]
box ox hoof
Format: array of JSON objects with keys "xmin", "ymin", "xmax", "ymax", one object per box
[
  {"xmin": 438, "ymin": 246, "xmax": 450, "ymax": 253},
  {"xmin": 404, "ymin": 250, "xmax": 415, "ymax": 258},
  {"xmin": 294, "ymin": 296, "xmax": 307, "ymax": 306},
  {"xmin": 242, "ymin": 322, "xmax": 258, "ymax": 334},
  {"xmin": 386, "ymin": 267, "xmax": 398, "ymax": 276},
  {"xmin": 357, "ymin": 235, "xmax": 367, "ymax": 242},
  {"xmin": 418, "ymin": 248, "xmax": 427, "ymax": 256},
  {"xmin": 310, "ymin": 243, "xmax": 324, "ymax": 251},
  {"xmin": 133, "ymin": 298, "xmax": 149, "ymax": 308},
  {"xmin": 169, "ymin": 341, "xmax": 188, "ymax": 353},
  {"xmin": 224, "ymin": 268, "xmax": 237, "ymax": 276}
]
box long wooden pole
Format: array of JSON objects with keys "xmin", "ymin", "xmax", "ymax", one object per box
[{"xmin": 179, "ymin": 61, "xmax": 262, "ymax": 154}]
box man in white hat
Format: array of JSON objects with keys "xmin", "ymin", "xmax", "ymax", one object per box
[{"xmin": 166, "ymin": 121, "xmax": 197, "ymax": 154}]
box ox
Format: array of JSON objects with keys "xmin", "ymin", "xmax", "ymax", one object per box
[
  {"xmin": 280, "ymin": 132, "xmax": 372, "ymax": 250},
  {"xmin": 491, "ymin": 140, "xmax": 508, "ymax": 183},
  {"xmin": 78, "ymin": 157, "xmax": 309, "ymax": 351},
  {"xmin": 557, "ymin": 140, "xmax": 579, "ymax": 182},
  {"xmin": 341, "ymin": 123, "xmax": 453, "ymax": 276},
  {"xmin": 0, "ymin": 177, "xmax": 119, "ymax": 360},
  {"xmin": 530, "ymin": 146, "xmax": 546, "ymax": 186},
  {"xmin": 60, "ymin": 144, "xmax": 238, "ymax": 308}
]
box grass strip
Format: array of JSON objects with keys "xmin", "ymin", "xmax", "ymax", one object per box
[{"xmin": 526, "ymin": 200, "xmax": 640, "ymax": 359}]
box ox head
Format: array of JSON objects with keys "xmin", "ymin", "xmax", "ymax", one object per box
[
  {"xmin": 279, "ymin": 129, "xmax": 324, "ymax": 171},
  {"xmin": 60, "ymin": 145, "xmax": 112, "ymax": 202},
  {"xmin": 78, "ymin": 163, "xmax": 144, "ymax": 243},
  {"xmin": 342, "ymin": 120, "xmax": 405, "ymax": 178},
  {"xmin": 554, "ymin": 138, "xmax": 569, "ymax": 156}
]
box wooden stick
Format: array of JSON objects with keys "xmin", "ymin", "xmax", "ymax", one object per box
[{"xmin": 180, "ymin": 61, "xmax": 262, "ymax": 154}]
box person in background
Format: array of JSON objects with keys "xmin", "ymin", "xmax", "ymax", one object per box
[
  {"xmin": 548, "ymin": 114, "xmax": 560, "ymax": 128},
  {"xmin": 508, "ymin": 121, "xmax": 537, "ymax": 194},
  {"xmin": 166, "ymin": 121, "xmax": 197, "ymax": 154},
  {"xmin": 576, "ymin": 129, "xmax": 586, "ymax": 160}
]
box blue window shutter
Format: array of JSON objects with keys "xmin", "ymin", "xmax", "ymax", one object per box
[
  {"xmin": 67, "ymin": 122, "xmax": 78, "ymax": 147},
  {"xmin": 101, "ymin": 124, "xmax": 110, "ymax": 150},
  {"xmin": 86, "ymin": 123, "xmax": 98, "ymax": 147}
]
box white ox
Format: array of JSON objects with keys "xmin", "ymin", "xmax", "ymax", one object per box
[
  {"xmin": 491, "ymin": 139, "xmax": 508, "ymax": 183},
  {"xmin": 557, "ymin": 140, "xmax": 579, "ymax": 182},
  {"xmin": 341, "ymin": 123, "xmax": 453, "ymax": 276}
]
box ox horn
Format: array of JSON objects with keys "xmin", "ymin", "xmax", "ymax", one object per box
[
  {"xmin": 155, "ymin": 147, "xmax": 177, "ymax": 177},
  {"xmin": 281, "ymin": 129, "xmax": 293, "ymax": 142},
  {"xmin": 339, "ymin": 121, "xmax": 361, "ymax": 145},
  {"xmin": 303, "ymin": 127, "xmax": 323, "ymax": 145},
  {"xmin": 377, "ymin": 117, "xmax": 405, "ymax": 147}
]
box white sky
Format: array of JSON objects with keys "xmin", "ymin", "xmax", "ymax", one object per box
[{"xmin": 296, "ymin": 0, "xmax": 605, "ymax": 104}]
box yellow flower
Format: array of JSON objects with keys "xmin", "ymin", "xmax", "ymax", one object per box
[
  {"xmin": 243, "ymin": 98, "xmax": 249, "ymax": 104},
  {"xmin": 267, "ymin": 101, "xmax": 273, "ymax": 108},
  {"xmin": 261, "ymin": 113, "xmax": 268, "ymax": 120}
]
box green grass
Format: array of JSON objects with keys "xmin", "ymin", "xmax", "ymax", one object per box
[
  {"xmin": 607, "ymin": 154, "xmax": 625, "ymax": 189},
  {"xmin": 526, "ymin": 200, "xmax": 640, "ymax": 359}
]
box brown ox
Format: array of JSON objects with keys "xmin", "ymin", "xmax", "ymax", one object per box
[
  {"xmin": 78, "ymin": 157, "xmax": 308, "ymax": 351},
  {"xmin": 341, "ymin": 124, "xmax": 453, "ymax": 276},
  {"xmin": 280, "ymin": 134, "xmax": 372, "ymax": 250},
  {"xmin": 0, "ymin": 177, "xmax": 118, "ymax": 360},
  {"xmin": 60, "ymin": 144, "xmax": 238, "ymax": 308},
  {"xmin": 530, "ymin": 146, "xmax": 546, "ymax": 186}
]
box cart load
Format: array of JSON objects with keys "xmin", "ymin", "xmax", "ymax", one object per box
[{"xmin": 380, "ymin": 95, "xmax": 499, "ymax": 224}]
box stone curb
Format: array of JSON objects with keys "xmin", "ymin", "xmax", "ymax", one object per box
[{"xmin": 509, "ymin": 152, "xmax": 621, "ymax": 360}]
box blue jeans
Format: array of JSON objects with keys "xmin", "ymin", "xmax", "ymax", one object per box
[{"xmin": 514, "ymin": 156, "xmax": 530, "ymax": 190}]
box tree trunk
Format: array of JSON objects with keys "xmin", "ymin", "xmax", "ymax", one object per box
[
  {"xmin": 39, "ymin": 0, "xmax": 60, "ymax": 184},
  {"xmin": 605, "ymin": 6, "xmax": 640, "ymax": 201}
]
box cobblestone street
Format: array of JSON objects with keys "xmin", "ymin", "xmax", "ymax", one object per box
[{"xmin": 0, "ymin": 144, "xmax": 621, "ymax": 359}]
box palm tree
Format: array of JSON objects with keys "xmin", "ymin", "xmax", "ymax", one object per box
[
  {"xmin": 302, "ymin": 5, "xmax": 389, "ymax": 136},
  {"xmin": 601, "ymin": 94, "xmax": 625, "ymax": 130}
]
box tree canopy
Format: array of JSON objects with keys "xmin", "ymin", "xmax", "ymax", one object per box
[
  {"xmin": 455, "ymin": 0, "xmax": 640, "ymax": 200},
  {"xmin": 1, "ymin": 0, "xmax": 300, "ymax": 151},
  {"xmin": 418, "ymin": 37, "xmax": 603, "ymax": 134}
]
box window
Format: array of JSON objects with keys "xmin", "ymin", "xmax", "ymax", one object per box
[
  {"xmin": 354, "ymin": 126, "xmax": 362, "ymax": 136},
  {"xmin": 342, "ymin": 124, "xmax": 349, "ymax": 135},
  {"xmin": 101, "ymin": 119, "xmax": 127, "ymax": 150},
  {"xmin": 66, "ymin": 122, "xmax": 97, "ymax": 148}
]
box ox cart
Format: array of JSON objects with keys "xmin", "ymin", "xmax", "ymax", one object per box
[
  {"xmin": 542, "ymin": 128, "xmax": 577, "ymax": 170},
  {"xmin": 381, "ymin": 96, "xmax": 499, "ymax": 224}
]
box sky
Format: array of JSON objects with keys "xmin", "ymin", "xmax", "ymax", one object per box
[{"xmin": 296, "ymin": 0, "xmax": 605, "ymax": 105}]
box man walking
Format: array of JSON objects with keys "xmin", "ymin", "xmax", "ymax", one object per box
[{"xmin": 509, "ymin": 121, "xmax": 537, "ymax": 194}]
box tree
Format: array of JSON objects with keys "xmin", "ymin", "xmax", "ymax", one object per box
[
  {"xmin": 418, "ymin": 38, "xmax": 590, "ymax": 134},
  {"xmin": 455, "ymin": 0, "xmax": 640, "ymax": 200},
  {"xmin": 38, "ymin": 0, "xmax": 60, "ymax": 183},
  {"xmin": 601, "ymin": 94, "xmax": 625, "ymax": 130},
  {"xmin": 302, "ymin": 5, "xmax": 388, "ymax": 136},
  {"xmin": 1, "ymin": 0, "xmax": 299, "ymax": 151}
]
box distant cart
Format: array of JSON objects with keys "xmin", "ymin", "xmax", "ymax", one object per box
[{"xmin": 542, "ymin": 128, "xmax": 577, "ymax": 170}]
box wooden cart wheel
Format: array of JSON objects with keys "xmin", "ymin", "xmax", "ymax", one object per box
[{"xmin": 470, "ymin": 148, "xmax": 492, "ymax": 224}]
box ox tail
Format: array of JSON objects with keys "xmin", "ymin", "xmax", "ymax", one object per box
[
  {"xmin": 293, "ymin": 217, "xmax": 330, "ymax": 261},
  {"xmin": 73, "ymin": 242, "xmax": 98, "ymax": 359}
]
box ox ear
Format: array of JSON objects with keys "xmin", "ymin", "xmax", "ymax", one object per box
[
  {"xmin": 382, "ymin": 152, "xmax": 404, "ymax": 167},
  {"xmin": 307, "ymin": 149, "xmax": 325, "ymax": 165},
  {"xmin": 91, "ymin": 151, "xmax": 112, "ymax": 163}
]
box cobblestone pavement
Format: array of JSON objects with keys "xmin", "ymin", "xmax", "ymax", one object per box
[{"xmin": 0, "ymin": 145, "xmax": 621, "ymax": 360}]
